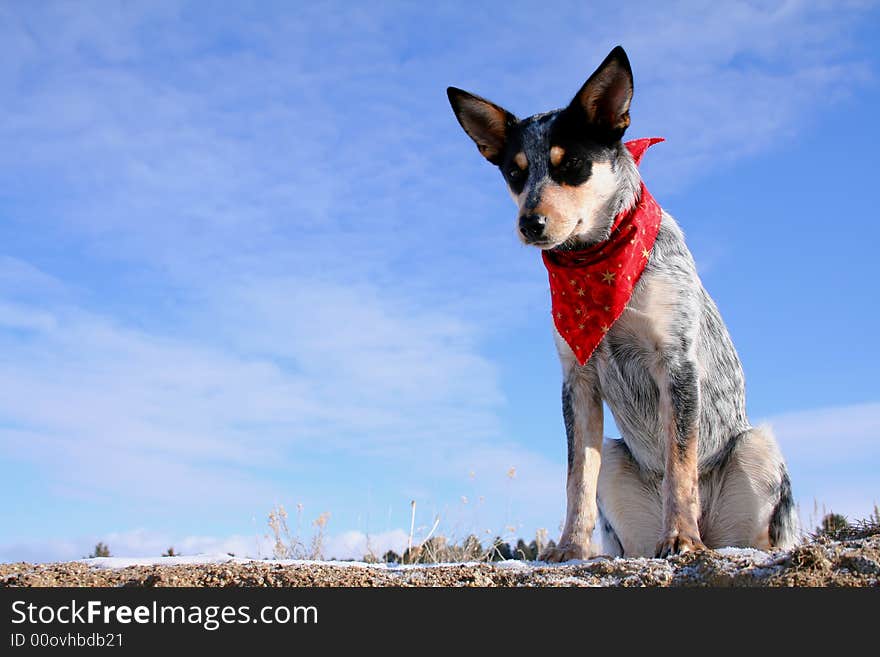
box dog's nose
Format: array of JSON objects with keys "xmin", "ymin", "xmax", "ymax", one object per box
[{"xmin": 519, "ymin": 214, "xmax": 546, "ymax": 242}]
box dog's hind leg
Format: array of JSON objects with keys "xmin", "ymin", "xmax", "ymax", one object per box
[
  {"xmin": 596, "ymin": 438, "xmax": 664, "ymax": 557},
  {"xmin": 699, "ymin": 425, "xmax": 799, "ymax": 550}
]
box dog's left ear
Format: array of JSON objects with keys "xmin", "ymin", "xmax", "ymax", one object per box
[
  {"xmin": 447, "ymin": 87, "xmax": 517, "ymax": 165},
  {"xmin": 567, "ymin": 45, "xmax": 633, "ymax": 140}
]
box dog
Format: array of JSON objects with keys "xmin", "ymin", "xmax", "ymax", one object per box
[{"xmin": 447, "ymin": 46, "xmax": 798, "ymax": 559}]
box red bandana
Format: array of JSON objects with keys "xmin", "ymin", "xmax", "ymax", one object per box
[{"xmin": 542, "ymin": 137, "xmax": 664, "ymax": 365}]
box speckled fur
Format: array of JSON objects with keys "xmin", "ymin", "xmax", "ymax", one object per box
[{"xmin": 577, "ymin": 142, "xmax": 796, "ymax": 557}]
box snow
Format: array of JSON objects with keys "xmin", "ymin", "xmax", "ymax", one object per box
[
  {"xmin": 80, "ymin": 554, "xmax": 528, "ymax": 570},
  {"xmin": 82, "ymin": 554, "xmax": 250, "ymax": 569},
  {"xmin": 714, "ymin": 546, "xmax": 772, "ymax": 562},
  {"xmin": 79, "ymin": 549, "xmax": 778, "ymax": 571}
]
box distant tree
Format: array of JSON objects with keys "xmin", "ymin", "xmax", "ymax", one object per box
[
  {"xmin": 460, "ymin": 534, "xmax": 483, "ymax": 561},
  {"xmin": 162, "ymin": 547, "xmax": 177, "ymax": 557},
  {"xmin": 89, "ymin": 542, "xmax": 110, "ymax": 558},
  {"xmin": 489, "ymin": 537, "xmax": 513, "ymax": 561},
  {"xmin": 382, "ymin": 550, "xmax": 401, "ymax": 564},
  {"xmin": 514, "ymin": 538, "xmax": 537, "ymax": 560}
]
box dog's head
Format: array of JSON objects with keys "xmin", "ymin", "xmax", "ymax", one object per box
[{"xmin": 448, "ymin": 46, "xmax": 635, "ymax": 249}]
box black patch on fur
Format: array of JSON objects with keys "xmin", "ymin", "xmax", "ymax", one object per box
[
  {"xmin": 769, "ymin": 468, "xmax": 795, "ymax": 546},
  {"xmin": 496, "ymin": 117, "xmax": 541, "ymax": 200},
  {"xmin": 669, "ymin": 360, "xmax": 699, "ymax": 454},
  {"xmin": 702, "ymin": 430, "xmax": 746, "ymax": 472},
  {"xmin": 597, "ymin": 503, "xmax": 624, "ymax": 556},
  {"xmin": 550, "ymin": 107, "xmax": 621, "ymax": 166},
  {"xmin": 546, "ymin": 111, "xmax": 600, "ymax": 187},
  {"xmin": 562, "ymin": 383, "xmax": 576, "ymax": 473},
  {"xmin": 504, "ymin": 156, "xmax": 528, "ymax": 195},
  {"xmin": 550, "ymin": 154, "xmax": 593, "ymax": 187}
]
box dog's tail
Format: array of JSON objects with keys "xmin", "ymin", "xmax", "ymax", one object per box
[{"xmin": 768, "ymin": 464, "xmax": 799, "ymax": 549}]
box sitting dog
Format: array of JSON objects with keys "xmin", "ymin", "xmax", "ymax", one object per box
[{"xmin": 447, "ymin": 46, "xmax": 797, "ymax": 559}]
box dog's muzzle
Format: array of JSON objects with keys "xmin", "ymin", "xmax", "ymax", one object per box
[{"xmin": 519, "ymin": 214, "xmax": 547, "ymax": 242}]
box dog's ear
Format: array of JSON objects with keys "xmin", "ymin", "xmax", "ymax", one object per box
[
  {"xmin": 567, "ymin": 46, "xmax": 633, "ymax": 139},
  {"xmin": 447, "ymin": 87, "xmax": 517, "ymax": 165}
]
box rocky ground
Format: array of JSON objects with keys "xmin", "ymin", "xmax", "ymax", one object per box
[{"xmin": 2, "ymin": 534, "xmax": 879, "ymax": 587}]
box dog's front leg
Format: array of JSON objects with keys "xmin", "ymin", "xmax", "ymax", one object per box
[
  {"xmin": 655, "ymin": 358, "xmax": 706, "ymax": 557},
  {"xmin": 541, "ymin": 364, "xmax": 603, "ymax": 562}
]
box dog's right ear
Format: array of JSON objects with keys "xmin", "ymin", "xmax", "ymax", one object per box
[{"xmin": 447, "ymin": 87, "xmax": 517, "ymax": 165}]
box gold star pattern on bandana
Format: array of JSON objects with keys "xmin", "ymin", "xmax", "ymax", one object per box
[{"xmin": 602, "ymin": 271, "xmax": 616, "ymax": 284}]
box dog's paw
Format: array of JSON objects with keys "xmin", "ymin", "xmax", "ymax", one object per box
[
  {"xmin": 654, "ymin": 532, "xmax": 706, "ymax": 559},
  {"xmin": 539, "ymin": 542, "xmax": 591, "ymax": 563}
]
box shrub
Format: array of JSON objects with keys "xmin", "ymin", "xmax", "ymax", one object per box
[{"xmin": 88, "ymin": 542, "xmax": 110, "ymax": 558}]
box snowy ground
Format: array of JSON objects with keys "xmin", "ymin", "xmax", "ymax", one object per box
[{"xmin": 2, "ymin": 535, "xmax": 878, "ymax": 586}]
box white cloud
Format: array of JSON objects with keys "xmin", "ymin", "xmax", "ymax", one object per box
[
  {"xmin": 0, "ymin": 301, "xmax": 57, "ymax": 332},
  {"xmin": 763, "ymin": 402, "xmax": 880, "ymax": 523},
  {"xmin": 0, "ymin": 265, "xmax": 513, "ymax": 508},
  {"xmin": 595, "ymin": 4, "xmax": 871, "ymax": 190},
  {"xmin": 324, "ymin": 529, "xmax": 410, "ymax": 561},
  {"xmin": 767, "ymin": 402, "xmax": 880, "ymax": 462},
  {"xmin": 0, "ymin": 527, "xmax": 410, "ymax": 563}
]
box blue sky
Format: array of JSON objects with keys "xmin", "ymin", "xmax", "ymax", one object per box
[{"xmin": 1, "ymin": 1, "xmax": 878, "ymax": 561}]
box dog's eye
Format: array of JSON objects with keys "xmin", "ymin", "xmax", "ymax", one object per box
[
  {"xmin": 563, "ymin": 157, "xmax": 582, "ymax": 169},
  {"xmin": 508, "ymin": 167, "xmax": 524, "ymax": 179}
]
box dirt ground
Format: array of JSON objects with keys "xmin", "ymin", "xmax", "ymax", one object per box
[{"xmin": 3, "ymin": 534, "xmax": 878, "ymax": 587}]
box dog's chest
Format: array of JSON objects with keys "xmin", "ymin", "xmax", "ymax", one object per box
[{"xmin": 557, "ymin": 272, "xmax": 683, "ymax": 470}]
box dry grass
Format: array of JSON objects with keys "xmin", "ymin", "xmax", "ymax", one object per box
[
  {"xmin": 810, "ymin": 504, "xmax": 880, "ymax": 542},
  {"xmin": 263, "ymin": 480, "xmax": 878, "ymax": 565},
  {"xmin": 266, "ymin": 504, "xmax": 332, "ymax": 560}
]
